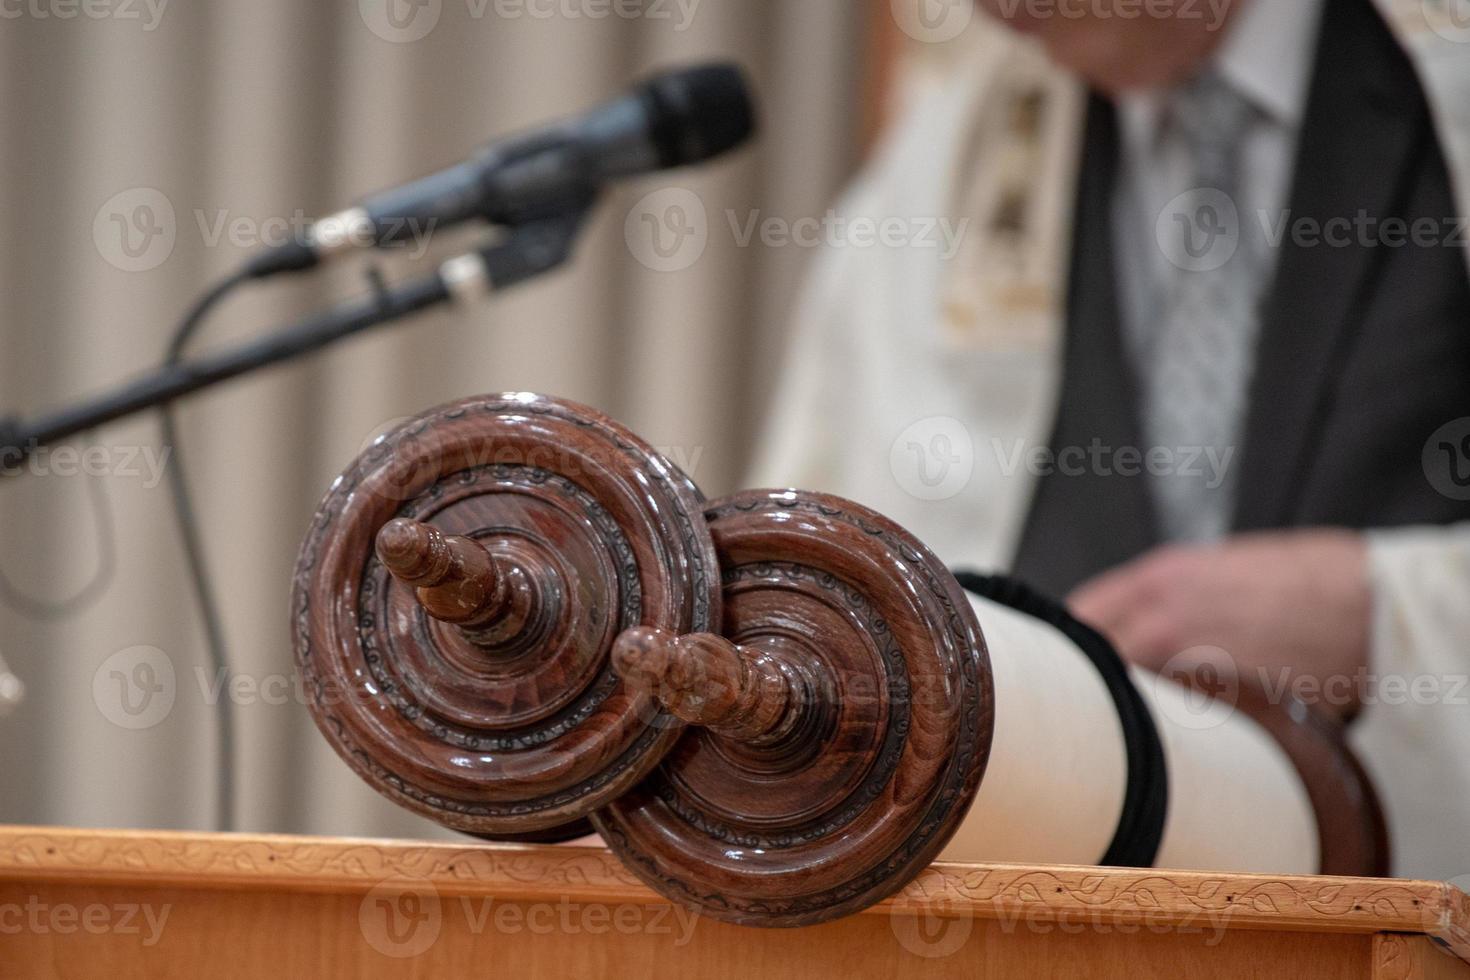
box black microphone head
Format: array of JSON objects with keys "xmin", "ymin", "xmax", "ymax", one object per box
[{"xmin": 640, "ymin": 63, "xmax": 758, "ymax": 168}]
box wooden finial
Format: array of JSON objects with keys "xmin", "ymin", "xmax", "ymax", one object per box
[
  {"xmin": 613, "ymin": 626, "xmax": 803, "ymax": 743},
  {"xmin": 294, "ymin": 393, "xmax": 721, "ymax": 840},
  {"xmin": 375, "ymin": 518, "xmax": 531, "ymax": 643}
]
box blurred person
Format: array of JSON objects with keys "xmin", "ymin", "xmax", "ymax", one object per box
[{"xmin": 752, "ymin": 0, "xmax": 1470, "ymax": 878}]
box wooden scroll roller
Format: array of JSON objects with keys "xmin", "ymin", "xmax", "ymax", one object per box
[
  {"xmin": 596, "ymin": 489, "xmax": 1387, "ymax": 927},
  {"xmin": 291, "ymin": 394, "xmax": 721, "ymax": 840}
]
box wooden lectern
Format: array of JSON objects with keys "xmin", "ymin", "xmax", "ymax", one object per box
[
  {"xmin": 2, "ymin": 826, "xmax": 1467, "ymax": 979},
  {"xmin": 8, "ymin": 395, "xmax": 1448, "ymax": 976}
]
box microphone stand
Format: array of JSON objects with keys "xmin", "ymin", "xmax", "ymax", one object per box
[
  {"xmin": 0, "ymin": 204, "xmax": 590, "ymax": 734},
  {"xmin": 0, "ymin": 207, "xmax": 591, "ymax": 467}
]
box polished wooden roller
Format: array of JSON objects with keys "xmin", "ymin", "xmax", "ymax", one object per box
[
  {"xmin": 597, "ymin": 489, "xmax": 1386, "ymax": 926},
  {"xmin": 595, "ymin": 489, "xmax": 993, "ymax": 925},
  {"xmin": 293, "ymin": 396, "xmax": 1385, "ymax": 930},
  {"xmin": 290, "ymin": 393, "xmax": 721, "ymax": 839}
]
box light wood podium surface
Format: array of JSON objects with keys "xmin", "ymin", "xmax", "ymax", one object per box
[{"xmin": 1, "ymin": 825, "xmax": 1466, "ymax": 979}]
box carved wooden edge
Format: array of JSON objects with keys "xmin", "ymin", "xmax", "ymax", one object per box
[
  {"xmin": 895, "ymin": 860, "xmax": 1470, "ymax": 960},
  {"xmin": 1, "ymin": 827, "xmax": 1466, "ymax": 961},
  {"xmin": 0, "ymin": 826, "xmax": 643, "ymax": 904}
]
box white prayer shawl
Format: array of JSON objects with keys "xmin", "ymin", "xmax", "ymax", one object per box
[{"xmin": 749, "ymin": 5, "xmax": 1470, "ymax": 880}]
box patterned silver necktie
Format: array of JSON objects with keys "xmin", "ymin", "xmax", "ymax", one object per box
[{"xmin": 1135, "ymin": 70, "xmax": 1267, "ymax": 542}]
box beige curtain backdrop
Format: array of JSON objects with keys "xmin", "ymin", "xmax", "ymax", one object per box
[{"xmin": 0, "ymin": 0, "xmax": 867, "ymax": 839}]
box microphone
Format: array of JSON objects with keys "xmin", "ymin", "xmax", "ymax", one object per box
[{"xmin": 247, "ymin": 62, "xmax": 756, "ymax": 279}]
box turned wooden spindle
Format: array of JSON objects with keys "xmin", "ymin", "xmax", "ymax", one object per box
[
  {"xmin": 613, "ymin": 626, "xmax": 808, "ymax": 744},
  {"xmin": 375, "ymin": 517, "xmax": 538, "ymax": 648}
]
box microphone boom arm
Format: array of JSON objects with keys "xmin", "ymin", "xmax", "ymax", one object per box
[{"xmin": 0, "ymin": 205, "xmax": 594, "ymax": 469}]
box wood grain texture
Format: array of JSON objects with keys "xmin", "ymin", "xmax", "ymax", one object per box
[
  {"xmin": 3, "ymin": 827, "xmax": 1467, "ymax": 979},
  {"xmin": 1, "ymin": 827, "xmax": 1464, "ymax": 952},
  {"xmin": 595, "ymin": 489, "xmax": 995, "ymax": 927},
  {"xmin": 1373, "ymin": 934, "xmax": 1470, "ymax": 980},
  {"xmin": 290, "ymin": 394, "xmax": 720, "ymax": 838},
  {"xmin": 0, "ymin": 880, "xmax": 1379, "ymax": 980}
]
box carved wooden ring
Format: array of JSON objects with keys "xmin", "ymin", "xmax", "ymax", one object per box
[
  {"xmin": 593, "ymin": 489, "xmax": 994, "ymax": 926},
  {"xmin": 291, "ymin": 394, "xmax": 720, "ymax": 838}
]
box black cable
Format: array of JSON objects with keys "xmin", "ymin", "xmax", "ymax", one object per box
[
  {"xmin": 158, "ymin": 269, "xmax": 252, "ymax": 833},
  {"xmin": 0, "ymin": 226, "xmax": 554, "ymax": 830},
  {"xmin": 0, "ymin": 434, "xmax": 116, "ymax": 620}
]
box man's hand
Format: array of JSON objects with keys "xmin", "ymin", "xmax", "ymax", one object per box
[{"xmin": 1068, "ymin": 530, "xmax": 1371, "ymax": 721}]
